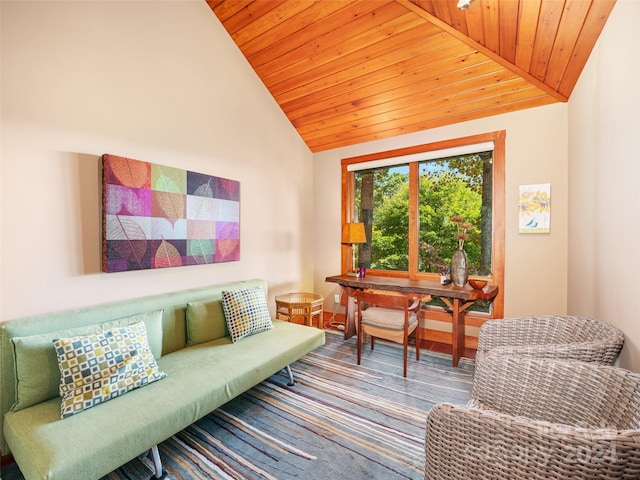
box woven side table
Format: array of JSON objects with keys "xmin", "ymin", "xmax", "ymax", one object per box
[{"xmin": 275, "ymin": 293, "xmax": 323, "ymax": 329}]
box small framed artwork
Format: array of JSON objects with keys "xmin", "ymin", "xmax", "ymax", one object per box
[
  {"xmin": 102, "ymin": 154, "xmax": 240, "ymax": 272},
  {"xmin": 519, "ymin": 183, "xmax": 550, "ymax": 234}
]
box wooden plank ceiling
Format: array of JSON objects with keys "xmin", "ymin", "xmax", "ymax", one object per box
[{"xmin": 207, "ymin": 0, "xmax": 615, "ymax": 152}]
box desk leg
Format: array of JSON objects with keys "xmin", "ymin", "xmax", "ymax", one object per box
[
  {"xmin": 344, "ymin": 288, "xmax": 357, "ymax": 340},
  {"xmin": 451, "ymin": 298, "xmax": 464, "ymax": 367},
  {"xmin": 441, "ymin": 298, "xmax": 475, "ymax": 367}
]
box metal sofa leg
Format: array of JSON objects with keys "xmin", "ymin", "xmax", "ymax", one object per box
[
  {"xmin": 285, "ymin": 364, "xmax": 295, "ymax": 386},
  {"xmin": 150, "ymin": 445, "xmax": 168, "ymax": 479}
]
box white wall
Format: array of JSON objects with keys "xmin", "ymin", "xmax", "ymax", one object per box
[
  {"xmin": 0, "ymin": 0, "xmax": 314, "ymax": 321},
  {"xmin": 313, "ymin": 104, "xmax": 569, "ymax": 319},
  {"xmin": 568, "ymin": 0, "xmax": 640, "ymax": 371}
]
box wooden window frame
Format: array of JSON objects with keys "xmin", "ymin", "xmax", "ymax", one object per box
[{"xmin": 341, "ymin": 131, "xmax": 505, "ymax": 319}]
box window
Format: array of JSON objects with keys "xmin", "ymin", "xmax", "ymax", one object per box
[
  {"xmin": 417, "ymin": 152, "xmax": 493, "ymax": 277},
  {"xmin": 341, "ymin": 132, "xmax": 505, "ymax": 318},
  {"xmin": 354, "ymin": 163, "xmax": 410, "ymax": 271}
]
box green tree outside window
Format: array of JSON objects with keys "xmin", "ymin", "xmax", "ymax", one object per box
[{"xmin": 353, "ymin": 151, "xmax": 492, "ymax": 277}]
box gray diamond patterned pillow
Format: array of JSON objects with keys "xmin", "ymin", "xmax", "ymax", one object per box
[{"xmin": 53, "ymin": 321, "xmax": 166, "ymax": 418}]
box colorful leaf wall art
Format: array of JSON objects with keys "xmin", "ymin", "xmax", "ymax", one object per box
[{"xmin": 102, "ymin": 154, "xmax": 240, "ymax": 272}]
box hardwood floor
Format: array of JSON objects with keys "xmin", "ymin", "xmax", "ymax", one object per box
[{"xmin": 319, "ymin": 311, "xmax": 477, "ymax": 360}]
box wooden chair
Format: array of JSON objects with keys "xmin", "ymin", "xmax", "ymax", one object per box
[{"xmin": 355, "ymin": 290, "xmax": 422, "ymax": 377}]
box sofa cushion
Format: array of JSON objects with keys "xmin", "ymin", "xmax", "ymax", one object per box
[
  {"xmin": 186, "ymin": 299, "xmax": 228, "ymax": 345},
  {"xmin": 54, "ymin": 321, "xmax": 166, "ymax": 418},
  {"xmin": 9, "ymin": 310, "xmax": 164, "ymax": 412},
  {"xmin": 222, "ymin": 287, "xmax": 273, "ymax": 342}
]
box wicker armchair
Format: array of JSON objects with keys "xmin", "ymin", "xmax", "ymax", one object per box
[
  {"xmin": 425, "ymin": 355, "xmax": 640, "ymax": 479},
  {"xmin": 476, "ymin": 315, "xmax": 624, "ymax": 367}
]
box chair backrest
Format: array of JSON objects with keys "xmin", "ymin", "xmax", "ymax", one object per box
[
  {"xmin": 473, "ymin": 355, "xmax": 640, "ymax": 430},
  {"xmin": 356, "ymin": 290, "xmax": 413, "ymax": 310},
  {"xmin": 476, "ymin": 315, "xmax": 624, "ymax": 366},
  {"xmin": 478, "ymin": 315, "xmax": 624, "ymax": 349}
]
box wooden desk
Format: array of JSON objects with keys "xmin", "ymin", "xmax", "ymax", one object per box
[{"xmin": 325, "ymin": 274, "xmax": 498, "ymax": 367}]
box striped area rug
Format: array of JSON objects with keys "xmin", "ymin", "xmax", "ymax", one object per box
[{"xmin": 4, "ymin": 332, "xmax": 474, "ymax": 480}]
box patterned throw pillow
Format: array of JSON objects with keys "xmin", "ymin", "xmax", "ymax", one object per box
[
  {"xmin": 10, "ymin": 309, "xmax": 164, "ymax": 413},
  {"xmin": 222, "ymin": 287, "xmax": 273, "ymax": 343},
  {"xmin": 53, "ymin": 321, "xmax": 166, "ymax": 418}
]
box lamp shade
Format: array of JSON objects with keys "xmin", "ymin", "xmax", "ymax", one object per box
[{"xmin": 342, "ymin": 223, "xmax": 367, "ymax": 244}]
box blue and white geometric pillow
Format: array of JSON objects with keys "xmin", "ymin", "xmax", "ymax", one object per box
[
  {"xmin": 222, "ymin": 287, "xmax": 273, "ymax": 343},
  {"xmin": 53, "ymin": 321, "xmax": 166, "ymax": 418}
]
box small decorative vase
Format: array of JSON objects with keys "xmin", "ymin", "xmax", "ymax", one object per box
[{"xmin": 450, "ymin": 248, "xmax": 468, "ymax": 287}]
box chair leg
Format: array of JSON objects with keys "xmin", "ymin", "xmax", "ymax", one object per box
[
  {"xmin": 371, "ymin": 336, "xmax": 375, "ymax": 350},
  {"xmin": 403, "ymin": 341, "xmax": 408, "ymax": 377},
  {"xmin": 357, "ymin": 315, "xmax": 362, "ymax": 366},
  {"xmin": 416, "ymin": 328, "xmax": 420, "ymax": 361}
]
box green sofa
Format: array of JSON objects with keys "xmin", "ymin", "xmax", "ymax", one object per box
[{"xmin": 0, "ymin": 279, "xmax": 325, "ymax": 480}]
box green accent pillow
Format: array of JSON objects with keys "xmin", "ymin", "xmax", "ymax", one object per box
[
  {"xmin": 10, "ymin": 310, "xmax": 163, "ymax": 412},
  {"xmin": 186, "ymin": 299, "xmax": 228, "ymax": 345},
  {"xmin": 221, "ymin": 287, "xmax": 273, "ymax": 343},
  {"xmin": 54, "ymin": 321, "xmax": 166, "ymax": 418}
]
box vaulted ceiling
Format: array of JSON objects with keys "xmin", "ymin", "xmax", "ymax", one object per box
[{"xmin": 207, "ymin": 0, "xmax": 616, "ymax": 152}]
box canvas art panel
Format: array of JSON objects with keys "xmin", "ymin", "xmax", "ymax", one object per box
[
  {"xmin": 102, "ymin": 154, "xmax": 240, "ymax": 272},
  {"xmin": 518, "ymin": 183, "xmax": 550, "ymax": 234}
]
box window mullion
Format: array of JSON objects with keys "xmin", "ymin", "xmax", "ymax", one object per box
[
  {"xmin": 341, "ymin": 165, "xmax": 353, "ymax": 274},
  {"xmin": 408, "ymin": 162, "xmax": 419, "ymax": 279}
]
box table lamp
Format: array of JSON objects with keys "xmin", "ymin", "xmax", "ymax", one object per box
[{"xmin": 341, "ymin": 222, "xmax": 367, "ymax": 274}]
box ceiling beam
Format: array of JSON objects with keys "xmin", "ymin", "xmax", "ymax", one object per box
[{"xmin": 398, "ymin": 0, "xmax": 568, "ymax": 102}]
